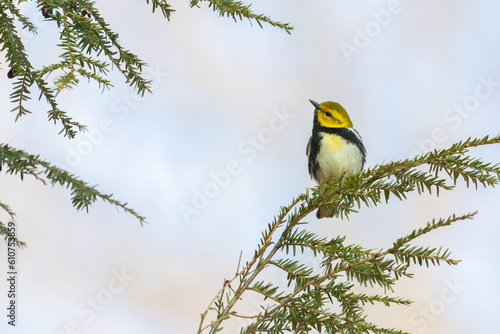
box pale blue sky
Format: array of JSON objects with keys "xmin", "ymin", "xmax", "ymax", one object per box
[{"xmin": 1, "ymin": 0, "xmax": 500, "ymax": 333}]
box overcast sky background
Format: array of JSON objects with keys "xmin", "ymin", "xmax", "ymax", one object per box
[{"xmin": 1, "ymin": 0, "xmax": 500, "ymax": 333}]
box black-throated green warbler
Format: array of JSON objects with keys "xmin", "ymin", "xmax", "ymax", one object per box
[{"xmin": 306, "ymin": 99, "xmax": 367, "ymax": 218}]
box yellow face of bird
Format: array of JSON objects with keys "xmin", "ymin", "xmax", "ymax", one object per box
[{"xmin": 313, "ymin": 101, "xmax": 353, "ymax": 128}]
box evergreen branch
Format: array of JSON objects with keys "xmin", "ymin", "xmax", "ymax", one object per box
[
  {"xmin": 390, "ymin": 212, "xmax": 477, "ymax": 250},
  {"xmin": 429, "ymin": 156, "xmax": 499, "ymax": 189},
  {"xmin": 144, "ymin": 0, "xmax": 175, "ymax": 19},
  {"xmin": 245, "ymin": 245, "xmax": 422, "ymax": 332},
  {"xmin": 339, "ymin": 258, "xmax": 395, "ymax": 291},
  {"xmin": 251, "ymin": 305, "xmax": 345, "ymax": 333},
  {"xmin": 368, "ymin": 258, "xmax": 412, "ymax": 280},
  {"xmin": 248, "ymin": 281, "xmax": 283, "ymax": 302},
  {"xmin": 10, "ymin": 71, "xmax": 33, "ymax": 120},
  {"xmin": 58, "ymin": 5, "xmax": 78, "ymax": 91},
  {"xmin": 1, "ymin": 0, "xmax": 37, "ymax": 33},
  {"xmin": 345, "ymin": 293, "xmax": 412, "ymax": 307},
  {"xmin": 0, "ymin": 202, "xmax": 16, "ymax": 220},
  {"xmin": 270, "ymin": 258, "xmax": 318, "ymax": 290},
  {"xmin": 0, "ymin": 4, "xmax": 31, "ymax": 69},
  {"xmin": 279, "ymin": 301, "xmax": 344, "ymax": 322},
  {"xmin": 0, "ymin": 5, "xmax": 86, "ymax": 138},
  {"xmin": 0, "ymin": 221, "xmax": 26, "ymax": 248},
  {"xmin": 279, "ymin": 228, "xmax": 338, "ymax": 257},
  {"xmin": 2, "ymin": 0, "xmax": 155, "ymax": 135},
  {"xmin": 203, "ymin": 225, "xmax": 426, "ymax": 333},
  {"xmin": 393, "ymin": 169, "xmax": 452, "ymax": 195},
  {"xmin": 190, "ymin": 0, "xmax": 293, "ymax": 34},
  {"xmin": 200, "ymin": 197, "xmax": 313, "ymax": 333},
  {"xmin": 338, "ymin": 293, "xmax": 366, "ymax": 322},
  {"xmin": 0, "ymin": 144, "xmax": 146, "ymax": 225},
  {"xmin": 2, "ymin": 0, "xmax": 291, "ymax": 135},
  {"xmin": 85, "ymin": 5, "xmax": 152, "ymax": 96},
  {"xmin": 0, "ymin": 5, "xmax": 35, "ymax": 119},
  {"xmin": 30, "ymin": 69, "xmax": 87, "ymax": 138},
  {"xmin": 391, "ymin": 245, "xmax": 459, "ymax": 267},
  {"xmin": 445, "ymin": 135, "xmax": 500, "ymax": 151},
  {"xmin": 322, "ymin": 197, "xmax": 359, "ymax": 219},
  {"xmin": 198, "ymin": 136, "xmax": 500, "ymax": 333},
  {"xmin": 368, "ymin": 179, "xmax": 415, "ymax": 202},
  {"xmin": 345, "ymin": 320, "xmax": 410, "ymax": 334},
  {"xmin": 74, "ymin": 67, "xmax": 112, "ymax": 87}
]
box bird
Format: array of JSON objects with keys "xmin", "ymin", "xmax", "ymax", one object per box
[{"xmin": 306, "ymin": 99, "xmax": 367, "ymax": 218}]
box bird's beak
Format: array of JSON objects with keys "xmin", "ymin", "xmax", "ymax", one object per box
[{"xmin": 309, "ymin": 99, "xmax": 321, "ymax": 110}]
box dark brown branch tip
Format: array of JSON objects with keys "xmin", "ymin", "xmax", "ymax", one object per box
[
  {"xmin": 7, "ymin": 68, "xmax": 17, "ymax": 79},
  {"xmin": 41, "ymin": 6, "xmax": 53, "ymax": 19}
]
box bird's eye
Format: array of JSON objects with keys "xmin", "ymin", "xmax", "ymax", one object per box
[{"xmin": 325, "ymin": 111, "xmax": 332, "ymax": 117}]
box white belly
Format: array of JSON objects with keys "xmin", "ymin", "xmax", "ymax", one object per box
[{"xmin": 315, "ymin": 134, "xmax": 364, "ymax": 181}]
